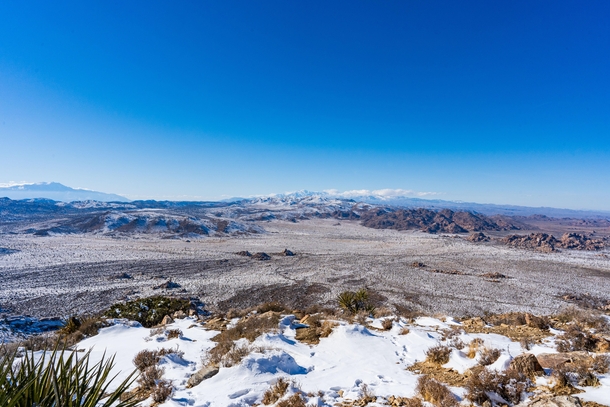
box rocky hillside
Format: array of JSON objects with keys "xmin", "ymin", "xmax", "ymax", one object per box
[
  {"xmin": 358, "ymin": 208, "xmax": 520, "ymax": 234},
  {"xmin": 502, "ymin": 233, "xmax": 606, "ymax": 252}
]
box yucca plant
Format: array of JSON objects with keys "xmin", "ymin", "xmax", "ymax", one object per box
[
  {"xmin": 0, "ymin": 347, "xmax": 139, "ymax": 407},
  {"xmin": 337, "ymin": 288, "xmax": 376, "ymax": 315}
]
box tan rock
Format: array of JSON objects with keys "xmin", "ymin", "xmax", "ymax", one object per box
[
  {"xmin": 521, "ymin": 394, "xmax": 582, "ymax": 407},
  {"xmin": 510, "ymin": 353, "xmax": 545, "ymax": 378},
  {"xmin": 161, "ymin": 315, "xmax": 174, "ymax": 325},
  {"xmin": 536, "ymin": 352, "xmax": 590, "ymax": 369}
]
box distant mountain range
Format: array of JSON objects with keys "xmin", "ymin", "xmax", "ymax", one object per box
[
  {"xmin": 1, "ymin": 183, "xmax": 609, "ymax": 219},
  {"xmin": 0, "ymin": 182, "xmax": 129, "ymax": 202}
]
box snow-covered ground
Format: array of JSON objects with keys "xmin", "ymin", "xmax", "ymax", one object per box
[{"xmin": 70, "ymin": 314, "xmax": 610, "ymax": 407}]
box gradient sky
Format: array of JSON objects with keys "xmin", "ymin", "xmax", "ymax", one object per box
[{"xmin": 1, "ymin": 1, "xmax": 609, "ymax": 209}]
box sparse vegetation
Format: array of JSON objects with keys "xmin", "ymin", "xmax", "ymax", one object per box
[
  {"xmin": 382, "ymin": 318, "xmax": 394, "ymax": 330},
  {"xmin": 426, "ymin": 345, "xmax": 452, "ymax": 365},
  {"xmin": 555, "ymin": 323, "xmax": 600, "ymax": 352},
  {"xmin": 276, "ymin": 393, "xmax": 307, "ymax": 407},
  {"xmin": 416, "ymin": 375, "xmax": 458, "ymax": 407},
  {"xmin": 0, "ymin": 348, "xmax": 137, "ymax": 407},
  {"xmin": 465, "ymin": 366, "xmax": 529, "ymax": 405},
  {"xmin": 105, "ymin": 296, "xmax": 191, "ymax": 328},
  {"xmin": 262, "ymin": 377, "xmax": 290, "ymax": 405},
  {"xmin": 478, "ymin": 347, "xmax": 501, "ymax": 366},
  {"xmin": 337, "ymin": 289, "xmax": 376, "ymax": 315}
]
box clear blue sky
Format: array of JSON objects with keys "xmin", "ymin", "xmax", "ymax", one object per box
[{"xmin": 1, "ymin": 1, "xmax": 609, "ymax": 209}]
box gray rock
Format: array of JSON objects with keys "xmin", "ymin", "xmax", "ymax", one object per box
[
  {"xmin": 186, "ymin": 366, "xmax": 219, "ymax": 388},
  {"xmin": 520, "ymin": 395, "xmax": 582, "ymax": 407}
]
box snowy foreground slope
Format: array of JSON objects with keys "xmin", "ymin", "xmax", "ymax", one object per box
[{"xmin": 70, "ymin": 315, "xmax": 610, "ymax": 407}]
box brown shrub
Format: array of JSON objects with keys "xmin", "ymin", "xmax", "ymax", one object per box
[
  {"xmin": 262, "ymin": 378, "xmax": 290, "ymax": 405},
  {"xmin": 478, "ymin": 347, "xmax": 501, "ymax": 366},
  {"xmin": 467, "ymin": 338, "xmax": 484, "ymax": 359},
  {"xmin": 556, "ymin": 324, "xmax": 599, "ymax": 352},
  {"xmin": 151, "ymin": 379, "xmax": 173, "ymax": 403},
  {"xmin": 138, "ymin": 365, "xmax": 165, "ymax": 391},
  {"xmin": 276, "ymin": 393, "xmax": 306, "ymax": 407},
  {"xmin": 166, "ymin": 329, "xmax": 182, "ymax": 339},
  {"xmin": 426, "ymin": 345, "xmax": 451, "ymax": 365},
  {"xmin": 465, "ymin": 366, "xmax": 529, "ymax": 405},
  {"xmin": 387, "ymin": 396, "xmax": 423, "ymax": 407},
  {"xmin": 257, "ymin": 302, "xmax": 290, "ymax": 314},
  {"xmin": 400, "ymin": 327, "xmax": 410, "ymax": 335},
  {"xmin": 552, "ymin": 357, "xmax": 602, "ymax": 389},
  {"xmin": 591, "ymin": 354, "xmax": 610, "ymax": 374},
  {"xmin": 416, "ymin": 375, "xmax": 458, "ymax": 407},
  {"xmin": 133, "ymin": 347, "xmax": 184, "ymax": 371},
  {"xmin": 223, "ymin": 343, "xmax": 251, "ymax": 367},
  {"xmin": 213, "ymin": 312, "xmax": 280, "ymax": 343},
  {"xmin": 554, "ymin": 306, "xmax": 609, "ymax": 332},
  {"xmin": 382, "ymin": 318, "xmax": 394, "ymax": 330}
]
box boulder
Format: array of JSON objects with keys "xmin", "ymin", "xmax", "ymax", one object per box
[
  {"xmin": 172, "ymin": 310, "xmax": 187, "ymax": 319},
  {"xmin": 281, "ymin": 249, "xmax": 295, "ymax": 256},
  {"xmin": 520, "ymin": 395, "xmax": 582, "ymax": 407},
  {"xmin": 467, "ymin": 232, "xmax": 490, "ymax": 242},
  {"xmin": 510, "ymin": 354, "xmax": 545, "ymax": 378},
  {"xmin": 251, "ymin": 252, "xmax": 271, "ymax": 260},
  {"xmin": 186, "ymin": 366, "xmax": 219, "ymax": 388},
  {"xmin": 535, "ymin": 352, "xmax": 590, "ymax": 369},
  {"xmin": 161, "ymin": 315, "xmax": 174, "ymax": 325}
]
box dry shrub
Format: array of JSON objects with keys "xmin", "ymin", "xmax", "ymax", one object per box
[
  {"xmin": 257, "ymin": 302, "xmax": 290, "ymax": 314},
  {"xmin": 223, "ymin": 343, "xmax": 251, "ymax": 367},
  {"xmin": 149, "ymin": 327, "xmax": 164, "ymax": 336},
  {"xmin": 449, "ymin": 337, "xmax": 465, "ymax": 350},
  {"xmin": 400, "ymin": 327, "xmax": 410, "ymax": 335},
  {"xmin": 262, "ymin": 378, "xmax": 290, "ymax": 405},
  {"xmin": 276, "ymin": 393, "xmax": 306, "ymax": 407},
  {"xmin": 213, "ymin": 312, "xmax": 280, "ymax": 343},
  {"xmin": 133, "ymin": 347, "xmax": 184, "ymax": 371},
  {"xmin": 556, "ymin": 324, "xmax": 599, "ymax": 352},
  {"xmin": 205, "ymin": 340, "xmax": 234, "ymax": 366},
  {"xmin": 591, "ymin": 354, "xmax": 610, "ymax": 374},
  {"xmin": 416, "ymin": 375, "xmax": 458, "ymax": 407},
  {"xmin": 465, "ymin": 366, "xmax": 529, "ymax": 405},
  {"xmin": 554, "ymin": 306, "xmax": 609, "ymax": 332},
  {"xmin": 166, "ymin": 329, "xmax": 182, "ymax": 340},
  {"xmin": 440, "ymin": 326, "xmax": 462, "ymax": 341},
  {"xmin": 467, "ymin": 338, "xmax": 484, "ymax": 359},
  {"xmin": 387, "ymin": 396, "xmax": 423, "ymax": 407},
  {"xmin": 295, "ymin": 315, "xmax": 338, "ymax": 344},
  {"xmin": 151, "ymin": 379, "xmax": 173, "ymax": 403},
  {"xmin": 478, "ymin": 347, "xmax": 501, "ymax": 366},
  {"xmin": 138, "ymin": 365, "xmax": 164, "ymax": 391},
  {"xmin": 520, "ymin": 337, "xmax": 533, "ymax": 351},
  {"xmin": 426, "ymin": 345, "xmax": 451, "ymax": 365},
  {"xmin": 382, "ymin": 318, "xmax": 394, "ymax": 330},
  {"xmin": 375, "ymin": 306, "xmax": 394, "ymax": 317},
  {"xmin": 552, "ymin": 357, "xmax": 603, "ymax": 389}
]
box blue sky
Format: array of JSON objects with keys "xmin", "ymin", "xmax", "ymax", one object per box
[{"xmin": 1, "ymin": 1, "xmax": 609, "ymax": 209}]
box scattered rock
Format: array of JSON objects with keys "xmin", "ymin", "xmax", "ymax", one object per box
[
  {"xmin": 467, "ymin": 232, "xmax": 490, "ymax": 242},
  {"xmin": 480, "ymin": 272, "xmax": 507, "ymax": 279},
  {"xmin": 535, "ymin": 352, "xmax": 591, "ymax": 369},
  {"xmin": 510, "ymin": 353, "xmax": 545, "ymax": 378},
  {"xmin": 411, "ymin": 262, "xmax": 426, "ymax": 268},
  {"xmin": 525, "ymin": 313, "xmax": 549, "ymax": 329},
  {"xmin": 205, "ymin": 317, "xmax": 227, "ymax": 331},
  {"xmin": 522, "ymin": 395, "xmax": 582, "ymax": 407},
  {"xmin": 154, "ymin": 280, "xmax": 181, "ymax": 290},
  {"xmin": 235, "ymin": 251, "xmax": 252, "ymax": 257},
  {"xmin": 172, "ymin": 310, "xmax": 187, "ymax": 319},
  {"xmin": 161, "ymin": 315, "xmax": 174, "ymax": 325},
  {"xmin": 281, "ymin": 249, "xmax": 295, "ymax": 256},
  {"xmin": 114, "ymin": 272, "xmax": 133, "ymax": 279},
  {"xmin": 251, "ymin": 252, "xmax": 271, "ymax": 261},
  {"xmin": 188, "ymin": 309, "xmax": 198, "ymax": 317},
  {"xmin": 186, "ymin": 366, "xmax": 219, "ymax": 388},
  {"xmin": 462, "ymin": 317, "xmax": 487, "ymax": 329}
]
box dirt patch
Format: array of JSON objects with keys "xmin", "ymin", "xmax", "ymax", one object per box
[{"xmin": 216, "ymin": 282, "xmax": 330, "ymax": 312}]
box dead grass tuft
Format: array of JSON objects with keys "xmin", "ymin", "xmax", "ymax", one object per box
[
  {"xmin": 416, "ymin": 375, "xmax": 458, "ymax": 407},
  {"xmin": 465, "ymin": 366, "xmax": 529, "ymax": 405},
  {"xmin": 478, "ymin": 347, "xmax": 501, "ymax": 366},
  {"xmin": 276, "ymin": 393, "xmax": 306, "ymax": 407},
  {"xmin": 407, "ymin": 362, "xmax": 467, "ymax": 387},
  {"xmin": 262, "ymin": 377, "xmax": 290, "ymax": 405},
  {"xmin": 426, "ymin": 345, "xmax": 451, "ymax": 365},
  {"xmin": 556, "ymin": 323, "xmax": 600, "ymax": 352},
  {"xmin": 382, "ymin": 318, "xmax": 394, "ymax": 330},
  {"xmin": 467, "ymin": 338, "xmax": 484, "ymax": 359}
]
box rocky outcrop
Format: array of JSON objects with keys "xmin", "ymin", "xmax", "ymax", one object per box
[
  {"xmin": 519, "ymin": 395, "xmax": 582, "ymax": 407},
  {"xmin": 467, "ymin": 232, "xmax": 490, "ymax": 242},
  {"xmin": 502, "ymin": 233, "xmax": 605, "ymax": 252},
  {"xmin": 359, "ymin": 208, "xmax": 519, "ymax": 234},
  {"xmin": 251, "ymin": 252, "xmax": 271, "ymax": 260},
  {"xmin": 510, "ymin": 354, "xmax": 544, "ymax": 378}
]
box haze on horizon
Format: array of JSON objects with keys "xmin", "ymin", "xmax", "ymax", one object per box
[{"xmin": 1, "ymin": 1, "xmax": 609, "ymax": 210}]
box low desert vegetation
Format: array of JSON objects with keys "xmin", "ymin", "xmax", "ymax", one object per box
[
  {"xmin": 416, "ymin": 375, "xmax": 458, "ymax": 407},
  {"xmin": 295, "ymin": 314, "xmax": 337, "ymax": 344},
  {"xmin": 0, "ymin": 348, "xmax": 137, "ymax": 407},
  {"xmin": 262, "ymin": 377, "xmax": 290, "ymax": 405},
  {"xmin": 337, "ymin": 288, "xmax": 376, "ymax": 315},
  {"xmin": 426, "ymin": 345, "xmax": 452, "ymax": 365},
  {"xmin": 465, "ymin": 366, "xmax": 529, "ymax": 406},
  {"xmin": 105, "ymin": 296, "xmax": 191, "ymax": 328},
  {"xmin": 467, "ymin": 338, "xmax": 484, "ymax": 359},
  {"xmin": 478, "ymin": 347, "xmax": 501, "ymax": 366}
]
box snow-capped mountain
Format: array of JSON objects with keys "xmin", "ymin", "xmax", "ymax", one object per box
[{"xmin": 0, "ymin": 182, "xmax": 129, "ymax": 202}]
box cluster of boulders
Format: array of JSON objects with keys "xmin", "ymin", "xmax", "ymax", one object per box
[
  {"xmin": 501, "ymin": 233, "xmax": 605, "ymax": 252},
  {"xmin": 235, "ymin": 249, "xmax": 296, "ymax": 260}
]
